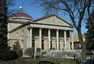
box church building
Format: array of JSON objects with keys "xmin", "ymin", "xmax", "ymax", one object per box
[{"xmin": 8, "ymin": 11, "xmax": 74, "ymax": 57}]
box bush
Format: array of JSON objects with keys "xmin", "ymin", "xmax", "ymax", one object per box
[
  {"xmin": 14, "ymin": 49, "xmax": 22, "ymax": 57},
  {"xmin": 86, "ymin": 52, "xmax": 93, "ymax": 55},
  {"xmin": 6, "ymin": 50, "xmax": 18, "ymax": 61},
  {"xmin": 24, "ymin": 48, "xmax": 34, "ymax": 57},
  {"xmin": 0, "ymin": 50, "xmax": 18, "ymax": 61}
]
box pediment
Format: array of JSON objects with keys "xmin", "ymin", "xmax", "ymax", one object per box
[{"xmin": 33, "ymin": 14, "xmax": 73, "ymax": 27}]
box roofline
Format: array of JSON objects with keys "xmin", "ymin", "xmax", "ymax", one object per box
[
  {"xmin": 8, "ymin": 22, "xmax": 30, "ymax": 33},
  {"xmin": 10, "ymin": 17, "xmax": 32, "ymax": 20},
  {"xmin": 11, "ymin": 12, "xmax": 32, "ymax": 18},
  {"xmin": 8, "ymin": 14, "xmax": 74, "ymax": 28},
  {"xmin": 8, "ymin": 20, "xmax": 31, "ymax": 24},
  {"xmin": 32, "ymin": 14, "xmax": 74, "ymax": 28},
  {"xmin": 8, "ymin": 14, "xmax": 74, "ymax": 33},
  {"xmin": 30, "ymin": 22, "xmax": 73, "ymax": 28}
]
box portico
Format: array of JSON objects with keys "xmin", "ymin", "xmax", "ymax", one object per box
[{"xmin": 29, "ymin": 27, "xmax": 71, "ymax": 50}]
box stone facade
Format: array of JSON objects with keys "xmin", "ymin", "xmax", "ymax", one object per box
[{"xmin": 8, "ymin": 12, "xmax": 74, "ymax": 57}]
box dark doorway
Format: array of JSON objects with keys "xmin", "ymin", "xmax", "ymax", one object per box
[
  {"xmin": 59, "ymin": 43, "xmax": 60, "ymax": 50},
  {"xmin": 50, "ymin": 41, "xmax": 52, "ymax": 49},
  {"xmin": 42, "ymin": 40, "xmax": 44, "ymax": 50},
  {"xmin": 32, "ymin": 40, "xmax": 35, "ymax": 48}
]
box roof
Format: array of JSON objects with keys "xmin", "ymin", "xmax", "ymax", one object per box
[
  {"xmin": 33, "ymin": 14, "xmax": 73, "ymax": 27},
  {"xmin": 8, "ymin": 14, "xmax": 74, "ymax": 33},
  {"xmin": 11, "ymin": 12, "xmax": 32, "ymax": 18}
]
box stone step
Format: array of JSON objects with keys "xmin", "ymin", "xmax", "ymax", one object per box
[{"xmin": 43, "ymin": 50, "xmax": 81, "ymax": 59}]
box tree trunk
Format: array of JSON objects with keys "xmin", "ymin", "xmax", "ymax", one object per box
[{"xmin": 77, "ymin": 29, "xmax": 86, "ymax": 63}]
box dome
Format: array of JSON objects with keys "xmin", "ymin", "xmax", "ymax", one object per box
[{"xmin": 12, "ymin": 12, "xmax": 32, "ymax": 18}]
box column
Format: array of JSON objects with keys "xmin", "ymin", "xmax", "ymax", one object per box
[
  {"xmin": 68, "ymin": 31, "xmax": 71, "ymax": 50},
  {"xmin": 71, "ymin": 31, "xmax": 74, "ymax": 50},
  {"xmin": 48, "ymin": 29, "xmax": 51, "ymax": 49},
  {"xmin": 68, "ymin": 39, "xmax": 71, "ymax": 50},
  {"xmin": 8, "ymin": 33, "xmax": 9, "ymax": 39},
  {"xmin": 64, "ymin": 30, "xmax": 67, "ymax": 50},
  {"xmin": 27, "ymin": 29, "xmax": 30, "ymax": 48},
  {"xmin": 39, "ymin": 28, "xmax": 42, "ymax": 49},
  {"xmin": 30, "ymin": 28, "xmax": 32, "ymax": 47},
  {"xmin": 56, "ymin": 30, "xmax": 59, "ymax": 50}
]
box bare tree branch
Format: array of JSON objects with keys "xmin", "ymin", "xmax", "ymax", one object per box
[
  {"xmin": 61, "ymin": 0, "xmax": 77, "ymax": 28},
  {"xmin": 87, "ymin": 0, "xmax": 92, "ymax": 16},
  {"xmin": 78, "ymin": 0, "xmax": 87, "ymax": 29}
]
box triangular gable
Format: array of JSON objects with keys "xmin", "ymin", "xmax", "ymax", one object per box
[{"xmin": 33, "ymin": 14, "xmax": 73, "ymax": 27}]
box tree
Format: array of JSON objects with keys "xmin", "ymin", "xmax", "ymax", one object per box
[
  {"xmin": 31, "ymin": 0, "xmax": 94, "ymax": 62},
  {"xmin": 0, "ymin": 0, "xmax": 8, "ymax": 50},
  {"xmin": 86, "ymin": 9, "xmax": 94, "ymax": 51},
  {"xmin": 0, "ymin": 0, "xmax": 18, "ymax": 61},
  {"xmin": 0, "ymin": 0, "xmax": 7, "ymax": 48},
  {"xmin": 0, "ymin": 0, "xmax": 8, "ymax": 60}
]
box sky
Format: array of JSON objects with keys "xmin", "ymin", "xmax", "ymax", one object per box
[{"xmin": 8, "ymin": 0, "xmax": 87, "ymax": 34}]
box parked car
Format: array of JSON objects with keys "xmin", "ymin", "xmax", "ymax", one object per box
[
  {"xmin": 32, "ymin": 61, "xmax": 59, "ymax": 64},
  {"xmin": 83, "ymin": 58, "xmax": 94, "ymax": 64}
]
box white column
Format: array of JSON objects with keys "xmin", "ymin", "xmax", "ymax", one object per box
[
  {"xmin": 71, "ymin": 31, "xmax": 74, "ymax": 50},
  {"xmin": 56, "ymin": 30, "xmax": 59, "ymax": 50},
  {"xmin": 8, "ymin": 33, "xmax": 9, "ymax": 39},
  {"xmin": 39, "ymin": 28, "xmax": 42, "ymax": 49},
  {"xmin": 68, "ymin": 31, "xmax": 71, "ymax": 50},
  {"xmin": 30, "ymin": 28, "xmax": 32, "ymax": 47},
  {"xmin": 48, "ymin": 29, "xmax": 51, "ymax": 49},
  {"xmin": 27, "ymin": 29, "xmax": 30, "ymax": 48},
  {"xmin": 64, "ymin": 30, "xmax": 67, "ymax": 50},
  {"xmin": 68, "ymin": 38, "xmax": 70, "ymax": 50}
]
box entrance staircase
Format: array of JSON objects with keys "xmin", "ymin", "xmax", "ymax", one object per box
[{"xmin": 43, "ymin": 49, "xmax": 81, "ymax": 59}]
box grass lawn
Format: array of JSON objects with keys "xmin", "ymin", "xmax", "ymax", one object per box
[{"xmin": 0, "ymin": 58, "xmax": 79, "ymax": 64}]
